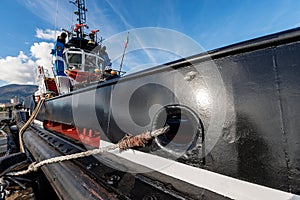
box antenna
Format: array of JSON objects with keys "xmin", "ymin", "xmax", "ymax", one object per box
[
  {"xmin": 54, "ymin": 0, "xmax": 59, "ymax": 39},
  {"xmin": 119, "ymin": 32, "xmax": 129, "ymax": 74}
]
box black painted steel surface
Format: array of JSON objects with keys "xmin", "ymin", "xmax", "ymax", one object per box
[
  {"xmin": 35, "ymin": 27, "xmax": 300, "ymax": 194},
  {"xmin": 23, "ymin": 130, "xmax": 117, "ymax": 200},
  {"xmin": 18, "ymin": 113, "xmax": 229, "ymax": 199}
]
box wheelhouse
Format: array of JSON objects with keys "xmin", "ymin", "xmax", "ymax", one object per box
[{"xmin": 63, "ymin": 48, "xmax": 103, "ymax": 73}]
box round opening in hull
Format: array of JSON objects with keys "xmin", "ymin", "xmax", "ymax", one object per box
[{"xmin": 151, "ymin": 105, "xmax": 203, "ymax": 157}]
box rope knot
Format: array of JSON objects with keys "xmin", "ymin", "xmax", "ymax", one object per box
[{"xmin": 118, "ymin": 126, "xmax": 170, "ymax": 151}]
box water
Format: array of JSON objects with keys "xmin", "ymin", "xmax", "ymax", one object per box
[{"xmin": 0, "ymin": 112, "xmax": 8, "ymax": 119}]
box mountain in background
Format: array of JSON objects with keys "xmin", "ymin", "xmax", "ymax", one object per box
[{"xmin": 0, "ymin": 84, "xmax": 37, "ymax": 103}]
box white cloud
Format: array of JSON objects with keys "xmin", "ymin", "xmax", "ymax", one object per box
[
  {"xmin": 0, "ymin": 51, "xmax": 35, "ymax": 85},
  {"xmin": 35, "ymin": 29, "xmax": 58, "ymax": 40},
  {"xmin": 30, "ymin": 42, "xmax": 54, "ymax": 74},
  {"xmin": 0, "ymin": 30, "xmax": 54, "ymax": 85}
]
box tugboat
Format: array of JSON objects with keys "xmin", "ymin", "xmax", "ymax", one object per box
[
  {"xmin": 32, "ymin": 0, "xmax": 126, "ymax": 148},
  {"xmin": 1, "ymin": 0, "xmax": 300, "ymax": 199},
  {"xmin": 35, "ymin": 0, "xmax": 121, "ymax": 99}
]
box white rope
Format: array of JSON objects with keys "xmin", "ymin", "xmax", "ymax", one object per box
[
  {"xmin": 7, "ymin": 144, "xmax": 118, "ymax": 176},
  {"xmin": 7, "ymin": 126, "xmax": 169, "ymax": 177}
]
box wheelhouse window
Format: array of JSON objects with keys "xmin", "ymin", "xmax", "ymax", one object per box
[
  {"xmin": 66, "ymin": 52, "xmax": 82, "ymax": 70},
  {"xmin": 85, "ymin": 54, "xmax": 98, "ymax": 73},
  {"xmin": 64, "ymin": 49, "xmax": 103, "ymax": 72}
]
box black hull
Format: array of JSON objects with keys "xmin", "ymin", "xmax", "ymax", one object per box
[{"xmin": 31, "ymin": 27, "xmax": 300, "ymax": 196}]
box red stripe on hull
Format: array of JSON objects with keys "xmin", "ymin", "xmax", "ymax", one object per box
[{"xmin": 44, "ymin": 120, "xmax": 100, "ymax": 147}]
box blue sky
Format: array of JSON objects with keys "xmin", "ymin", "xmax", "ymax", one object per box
[{"xmin": 0, "ymin": 0, "xmax": 300, "ymax": 86}]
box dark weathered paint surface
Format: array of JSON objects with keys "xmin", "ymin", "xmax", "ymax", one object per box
[{"xmin": 35, "ymin": 28, "xmax": 300, "ymax": 194}]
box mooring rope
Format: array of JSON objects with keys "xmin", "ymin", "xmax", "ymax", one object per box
[
  {"xmin": 19, "ymin": 98, "xmax": 45, "ymax": 153},
  {"xmin": 7, "ymin": 126, "xmax": 169, "ymax": 177}
]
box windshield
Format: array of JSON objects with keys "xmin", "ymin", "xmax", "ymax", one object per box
[
  {"xmin": 66, "ymin": 52, "xmax": 83, "ymax": 70},
  {"xmin": 85, "ymin": 54, "xmax": 98, "ymax": 73},
  {"xmin": 64, "ymin": 49, "xmax": 103, "ymax": 73}
]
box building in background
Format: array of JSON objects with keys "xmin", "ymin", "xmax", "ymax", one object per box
[{"xmin": 10, "ymin": 96, "xmax": 19, "ymax": 104}]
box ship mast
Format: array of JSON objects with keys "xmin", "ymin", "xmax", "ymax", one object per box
[{"xmin": 70, "ymin": 0, "xmax": 88, "ymax": 39}]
